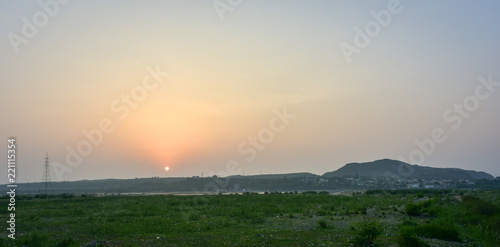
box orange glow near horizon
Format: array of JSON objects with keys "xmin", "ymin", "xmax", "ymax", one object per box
[{"xmin": 120, "ymin": 99, "xmax": 219, "ymax": 170}]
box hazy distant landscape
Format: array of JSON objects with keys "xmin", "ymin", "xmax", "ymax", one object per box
[
  {"xmin": 2, "ymin": 1, "xmax": 500, "ymax": 246},
  {"xmin": 2, "ymin": 159, "xmax": 498, "ymax": 195},
  {"xmin": 2, "ymin": 159, "xmax": 499, "ymax": 246}
]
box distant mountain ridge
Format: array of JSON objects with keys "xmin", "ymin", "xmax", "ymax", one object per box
[
  {"xmin": 229, "ymin": 173, "xmax": 319, "ymax": 179},
  {"xmin": 323, "ymin": 159, "xmax": 494, "ymax": 180},
  {"xmin": 1, "ymin": 159, "xmax": 496, "ymax": 194}
]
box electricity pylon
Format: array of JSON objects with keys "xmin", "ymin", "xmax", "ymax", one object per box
[{"xmin": 39, "ymin": 152, "xmax": 53, "ymax": 194}]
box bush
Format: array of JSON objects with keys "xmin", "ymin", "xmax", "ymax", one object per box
[
  {"xmin": 406, "ymin": 203, "xmax": 422, "ymax": 216},
  {"xmin": 397, "ymin": 226, "xmax": 429, "ymax": 247},
  {"xmin": 400, "ymin": 219, "xmax": 417, "ymax": 227},
  {"xmin": 188, "ymin": 213, "xmax": 200, "ymax": 221},
  {"xmin": 318, "ymin": 219, "xmax": 328, "ymax": 229},
  {"xmin": 22, "ymin": 232, "xmax": 51, "ymax": 247},
  {"xmin": 56, "ymin": 237, "xmax": 76, "ymax": 247},
  {"xmin": 0, "ymin": 237, "xmax": 21, "ymax": 247},
  {"xmin": 462, "ymin": 196, "xmax": 499, "ymax": 216},
  {"xmin": 303, "ymin": 191, "xmax": 318, "ymax": 194},
  {"xmin": 413, "ymin": 222, "xmax": 460, "ymax": 242},
  {"xmin": 60, "ymin": 193, "xmax": 75, "ymax": 199},
  {"xmin": 353, "ymin": 221, "xmax": 382, "ymax": 245},
  {"xmin": 366, "ymin": 189, "xmax": 384, "ymax": 195},
  {"xmin": 360, "ymin": 207, "xmax": 367, "ymax": 215},
  {"xmin": 459, "ymin": 196, "xmax": 500, "ymax": 245}
]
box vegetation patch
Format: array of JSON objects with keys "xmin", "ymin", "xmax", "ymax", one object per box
[
  {"xmin": 352, "ymin": 220, "xmax": 382, "ymax": 246},
  {"xmin": 0, "ymin": 189, "xmax": 498, "ymax": 246}
]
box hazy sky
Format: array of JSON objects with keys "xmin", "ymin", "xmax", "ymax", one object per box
[{"xmin": 1, "ymin": 0, "xmax": 500, "ymax": 183}]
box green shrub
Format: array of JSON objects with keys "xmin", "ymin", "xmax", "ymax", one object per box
[
  {"xmin": 401, "ymin": 219, "xmax": 417, "ymax": 227},
  {"xmin": 318, "ymin": 219, "xmax": 328, "ymax": 229},
  {"xmin": 353, "ymin": 221, "xmax": 382, "ymax": 245},
  {"xmin": 360, "ymin": 207, "xmax": 367, "ymax": 215},
  {"xmin": 397, "ymin": 226, "xmax": 429, "ymax": 247},
  {"xmin": 0, "ymin": 237, "xmax": 21, "ymax": 247},
  {"xmin": 406, "ymin": 203, "xmax": 422, "ymax": 216},
  {"xmin": 303, "ymin": 191, "xmax": 318, "ymax": 194},
  {"xmin": 56, "ymin": 237, "xmax": 76, "ymax": 247},
  {"xmin": 188, "ymin": 213, "xmax": 200, "ymax": 221},
  {"xmin": 460, "ymin": 196, "xmax": 500, "ymax": 246},
  {"xmin": 414, "ymin": 222, "xmax": 460, "ymax": 241},
  {"xmin": 60, "ymin": 193, "xmax": 75, "ymax": 199},
  {"xmin": 462, "ymin": 196, "xmax": 499, "ymax": 216},
  {"xmin": 22, "ymin": 232, "xmax": 51, "ymax": 247},
  {"xmin": 366, "ymin": 189, "xmax": 384, "ymax": 195}
]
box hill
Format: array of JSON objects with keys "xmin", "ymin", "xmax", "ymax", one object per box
[
  {"xmin": 2, "ymin": 160, "xmax": 497, "ymax": 194},
  {"xmin": 323, "ymin": 159, "xmax": 495, "ymax": 180}
]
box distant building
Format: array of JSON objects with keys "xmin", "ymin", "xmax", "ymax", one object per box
[{"xmin": 409, "ymin": 184, "xmax": 419, "ymax": 189}]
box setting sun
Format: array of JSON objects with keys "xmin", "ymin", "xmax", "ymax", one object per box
[{"xmin": 164, "ymin": 166, "xmax": 170, "ymax": 171}]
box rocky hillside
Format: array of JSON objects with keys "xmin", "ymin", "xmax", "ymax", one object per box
[{"xmin": 323, "ymin": 159, "xmax": 494, "ymax": 180}]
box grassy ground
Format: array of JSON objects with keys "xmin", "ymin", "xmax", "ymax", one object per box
[{"xmin": 0, "ymin": 189, "xmax": 499, "ymax": 246}]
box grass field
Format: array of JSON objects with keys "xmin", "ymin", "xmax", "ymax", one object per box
[{"xmin": 1, "ymin": 189, "xmax": 499, "ymax": 246}]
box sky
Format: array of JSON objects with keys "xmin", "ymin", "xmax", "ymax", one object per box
[{"xmin": 1, "ymin": 0, "xmax": 500, "ymax": 184}]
